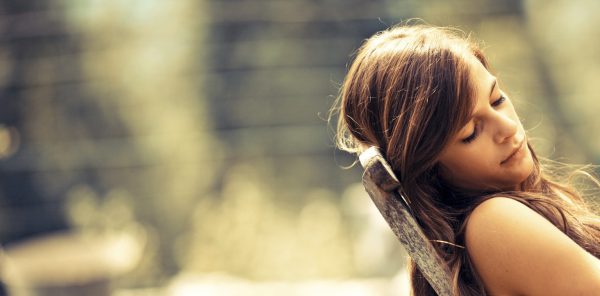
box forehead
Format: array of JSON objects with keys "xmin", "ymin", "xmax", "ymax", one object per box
[
  {"xmin": 458, "ymin": 54, "xmax": 495, "ymax": 120},
  {"xmin": 466, "ymin": 54, "xmax": 495, "ymax": 97}
]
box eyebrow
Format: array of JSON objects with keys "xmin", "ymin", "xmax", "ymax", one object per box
[{"xmin": 489, "ymin": 79, "xmax": 497, "ymax": 98}]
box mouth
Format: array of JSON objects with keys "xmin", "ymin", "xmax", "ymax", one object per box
[{"xmin": 500, "ymin": 139, "xmax": 525, "ymax": 165}]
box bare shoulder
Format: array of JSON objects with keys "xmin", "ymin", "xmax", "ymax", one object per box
[
  {"xmin": 465, "ymin": 197, "xmax": 600, "ymax": 296},
  {"xmin": 466, "ymin": 197, "xmax": 543, "ymax": 238}
]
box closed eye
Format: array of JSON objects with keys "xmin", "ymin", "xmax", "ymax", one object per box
[
  {"xmin": 491, "ymin": 95, "xmax": 506, "ymax": 107},
  {"xmin": 462, "ymin": 128, "xmax": 477, "ymax": 144},
  {"xmin": 461, "ymin": 94, "xmax": 506, "ymax": 144},
  {"xmin": 462, "ymin": 122, "xmax": 479, "ymax": 144}
]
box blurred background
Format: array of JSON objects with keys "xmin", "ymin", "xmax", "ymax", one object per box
[{"xmin": 0, "ymin": 0, "xmax": 598, "ymax": 295}]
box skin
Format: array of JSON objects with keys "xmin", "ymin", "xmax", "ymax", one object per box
[
  {"xmin": 437, "ymin": 55, "xmax": 534, "ymax": 191},
  {"xmin": 439, "ymin": 54, "xmax": 600, "ymax": 295},
  {"xmin": 466, "ymin": 197, "xmax": 600, "ymax": 295}
]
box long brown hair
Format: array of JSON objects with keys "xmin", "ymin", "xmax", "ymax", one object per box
[{"xmin": 334, "ymin": 24, "xmax": 600, "ymax": 295}]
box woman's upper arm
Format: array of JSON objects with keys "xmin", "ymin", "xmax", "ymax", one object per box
[{"xmin": 465, "ymin": 197, "xmax": 600, "ymax": 296}]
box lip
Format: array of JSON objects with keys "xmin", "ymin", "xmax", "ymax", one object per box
[{"xmin": 501, "ymin": 139, "xmax": 525, "ymax": 165}]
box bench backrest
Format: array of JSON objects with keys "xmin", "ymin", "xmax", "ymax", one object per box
[{"xmin": 359, "ymin": 146, "xmax": 453, "ymax": 296}]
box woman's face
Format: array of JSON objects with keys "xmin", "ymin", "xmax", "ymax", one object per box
[{"xmin": 437, "ymin": 55, "xmax": 534, "ymax": 191}]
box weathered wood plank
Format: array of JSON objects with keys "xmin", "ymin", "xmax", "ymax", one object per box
[{"xmin": 359, "ymin": 146, "xmax": 452, "ymax": 296}]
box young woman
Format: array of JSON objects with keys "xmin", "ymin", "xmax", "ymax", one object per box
[{"xmin": 334, "ymin": 24, "xmax": 600, "ymax": 295}]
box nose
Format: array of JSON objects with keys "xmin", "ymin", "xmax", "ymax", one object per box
[{"xmin": 493, "ymin": 112, "xmax": 519, "ymax": 144}]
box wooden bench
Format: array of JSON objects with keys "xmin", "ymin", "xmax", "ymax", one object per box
[{"xmin": 359, "ymin": 146, "xmax": 453, "ymax": 296}]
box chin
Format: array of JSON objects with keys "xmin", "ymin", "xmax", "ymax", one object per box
[
  {"xmin": 496, "ymin": 157, "xmax": 535, "ymax": 191},
  {"xmin": 512, "ymin": 152, "xmax": 535, "ymax": 188}
]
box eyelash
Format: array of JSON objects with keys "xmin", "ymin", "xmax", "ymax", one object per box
[
  {"xmin": 461, "ymin": 95, "xmax": 506, "ymax": 144},
  {"xmin": 491, "ymin": 95, "xmax": 506, "ymax": 107}
]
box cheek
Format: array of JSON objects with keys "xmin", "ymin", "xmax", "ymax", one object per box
[
  {"xmin": 452, "ymin": 158, "xmax": 494, "ymax": 179},
  {"xmin": 438, "ymin": 146, "xmax": 499, "ymax": 184},
  {"xmin": 445, "ymin": 145, "xmax": 491, "ymax": 169},
  {"xmin": 440, "ymin": 154, "xmax": 486, "ymax": 180}
]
